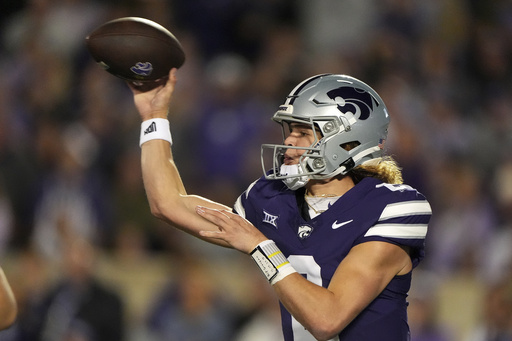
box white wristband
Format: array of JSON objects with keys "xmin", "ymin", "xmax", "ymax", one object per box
[
  {"xmin": 140, "ymin": 118, "xmax": 172, "ymax": 147},
  {"xmin": 271, "ymin": 262, "xmax": 297, "ymax": 285},
  {"xmin": 250, "ymin": 240, "xmax": 297, "ymax": 286}
]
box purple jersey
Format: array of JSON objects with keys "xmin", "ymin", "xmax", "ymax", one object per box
[{"xmin": 234, "ymin": 176, "xmax": 431, "ymax": 341}]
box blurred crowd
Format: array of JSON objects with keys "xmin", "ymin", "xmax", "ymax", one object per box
[{"xmin": 0, "ymin": 0, "xmax": 511, "ymax": 340}]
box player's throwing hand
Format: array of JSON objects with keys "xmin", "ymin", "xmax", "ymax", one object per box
[{"xmin": 129, "ymin": 68, "xmax": 177, "ymax": 121}]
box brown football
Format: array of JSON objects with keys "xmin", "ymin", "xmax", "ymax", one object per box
[{"xmin": 85, "ymin": 17, "xmax": 185, "ymax": 90}]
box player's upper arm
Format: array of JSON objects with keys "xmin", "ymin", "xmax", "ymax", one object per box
[
  {"xmin": 326, "ymin": 241, "xmax": 412, "ymax": 329},
  {"xmin": 361, "ymin": 191, "xmax": 431, "ymax": 267}
]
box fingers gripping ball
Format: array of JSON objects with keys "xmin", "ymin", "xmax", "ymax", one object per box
[{"xmin": 85, "ymin": 17, "xmax": 185, "ymax": 91}]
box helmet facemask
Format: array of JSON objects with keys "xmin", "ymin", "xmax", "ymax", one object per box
[{"xmin": 261, "ymin": 114, "xmax": 362, "ymax": 186}]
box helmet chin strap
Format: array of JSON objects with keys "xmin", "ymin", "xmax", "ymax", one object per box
[{"xmin": 279, "ymin": 164, "xmax": 309, "ymax": 190}]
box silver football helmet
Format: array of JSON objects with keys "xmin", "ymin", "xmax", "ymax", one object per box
[{"xmin": 261, "ymin": 74, "xmax": 390, "ymax": 189}]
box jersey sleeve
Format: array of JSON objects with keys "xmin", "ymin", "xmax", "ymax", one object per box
[
  {"xmin": 233, "ymin": 178, "xmax": 260, "ymax": 219},
  {"xmin": 356, "ymin": 184, "xmax": 432, "ymax": 267}
]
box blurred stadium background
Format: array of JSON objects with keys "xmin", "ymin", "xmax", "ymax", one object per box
[{"xmin": 0, "ymin": 0, "xmax": 511, "ymax": 340}]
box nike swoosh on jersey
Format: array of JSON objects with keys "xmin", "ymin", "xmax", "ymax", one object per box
[{"xmin": 332, "ymin": 219, "xmax": 354, "ymax": 229}]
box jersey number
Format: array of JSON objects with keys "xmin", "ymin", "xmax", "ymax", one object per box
[{"xmin": 288, "ymin": 256, "xmax": 339, "ymax": 341}]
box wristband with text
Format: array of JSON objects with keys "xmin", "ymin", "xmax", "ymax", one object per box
[
  {"xmin": 139, "ymin": 118, "xmax": 172, "ymax": 147},
  {"xmin": 250, "ymin": 240, "xmax": 297, "ymax": 285}
]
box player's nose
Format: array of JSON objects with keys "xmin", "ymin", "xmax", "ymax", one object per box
[{"xmin": 283, "ymin": 135, "xmax": 296, "ymax": 146}]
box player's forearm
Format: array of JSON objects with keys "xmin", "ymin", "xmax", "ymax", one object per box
[
  {"xmin": 274, "ymin": 275, "xmax": 358, "ymax": 340},
  {"xmin": 141, "ymin": 139, "xmax": 186, "ymax": 215}
]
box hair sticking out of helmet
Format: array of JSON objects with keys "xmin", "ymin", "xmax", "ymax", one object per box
[{"xmin": 261, "ymin": 74, "xmax": 390, "ymax": 189}]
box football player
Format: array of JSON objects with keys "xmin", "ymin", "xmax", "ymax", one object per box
[{"xmin": 130, "ymin": 69, "xmax": 431, "ymax": 341}]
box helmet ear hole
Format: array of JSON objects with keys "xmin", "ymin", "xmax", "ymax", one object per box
[{"xmin": 340, "ymin": 141, "xmax": 361, "ymax": 151}]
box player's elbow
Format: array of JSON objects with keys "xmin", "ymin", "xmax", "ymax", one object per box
[
  {"xmin": 149, "ymin": 201, "xmax": 166, "ymax": 220},
  {"xmin": 149, "ymin": 204, "xmax": 179, "ymax": 227},
  {"xmin": 305, "ymin": 316, "xmax": 343, "ymax": 341},
  {"xmin": 148, "ymin": 199, "xmax": 187, "ymax": 228},
  {"xmin": 147, "ymin": 195, "xmax": 175, "ymax": 221},
  {"xmin": 310, "ymin": 326, "xmax": 340, "ymax": 341}
]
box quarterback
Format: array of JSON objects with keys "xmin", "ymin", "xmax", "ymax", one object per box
[{"xmin": 130, "ymin": 70, "xmax": 431, "ymax": 341}]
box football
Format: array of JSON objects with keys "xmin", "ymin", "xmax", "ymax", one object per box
[{"xmin": 85, "ymin": 17, "xmax": 185, "ymax": 90}]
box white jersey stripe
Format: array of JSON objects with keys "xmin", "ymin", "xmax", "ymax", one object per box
[
  {"xmin": 364, "ymin": 223, "xmax": 428, "ymax": 239},
  {"xmin": 379, "ymin": 201, "xmax": 431, "ymax": 221},
  {"xmin": 245, "ymin": 179, "xmax": 258, "ymax": 199},
  {"xmin": 235, "ymin": 179, "xmax": 259, "ymax": 218},
  {"xmin": 234, "ymin": 196, "xmax": 246, "ymax": 218}
]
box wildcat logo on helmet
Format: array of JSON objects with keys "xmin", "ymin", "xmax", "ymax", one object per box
[
  {"xmin": 314, "ymin": 86, "xmax": 378, "ymax": 121},
  {"xmin": 298, "ymin": 225, "xmax": 313, "ymax": 239},
  {"xmin": 130, "ymin": 62, "xmax": 153, "ymax": 77}
]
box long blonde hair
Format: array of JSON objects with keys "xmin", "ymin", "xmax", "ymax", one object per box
[{"xmin": 348, "ymin": 156, "xmax": 403, "ymax": 185}]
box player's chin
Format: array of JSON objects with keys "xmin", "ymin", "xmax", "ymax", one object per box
[{"xmin": 283, "ymin": 159, "xmax": 300, "ymax": 166}]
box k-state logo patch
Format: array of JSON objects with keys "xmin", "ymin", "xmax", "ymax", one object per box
[
  {"xmin": 262, "ymin": 210, "xmax": 279, "ymax": 228},
  {"xmin": 298, "ymin": 225, "xmax": 313, "ymax": 239}
]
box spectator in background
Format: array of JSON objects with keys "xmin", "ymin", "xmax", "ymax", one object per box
[
  {"xmin": 146, "ymin": 256, "xmax": 239, "ymax": 341},
  {"xmin": 36, "ymin": 238, "xmax": 124, "ymax": 341},
  {"xmin": 0, "ymin": 181, "xmax": 14, "ymax": 256},
  {"xmin": 484, "ymin": 159, "xmax": 512, "ymax": 284},
  {"xmin": 31, "ymin": 127, "xmax": 113, "ymax": 261},
  {"xmin": 408, "ymin": 270, "xmax": 452, "ymax": 341},
  {"xmin": 425, "ymin": 159, "xmax": 496, "ymax": 277},
  {"xmin": 232, "ymin": 266, "xmax": 283, "ymax": 341},
  {"xmin": 465, "ymin": 278, "xmax": 512, "ymax": 341},
  {"xmin": 192, "ymin": 53, "xmax": 268, "ymax": 202}
]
